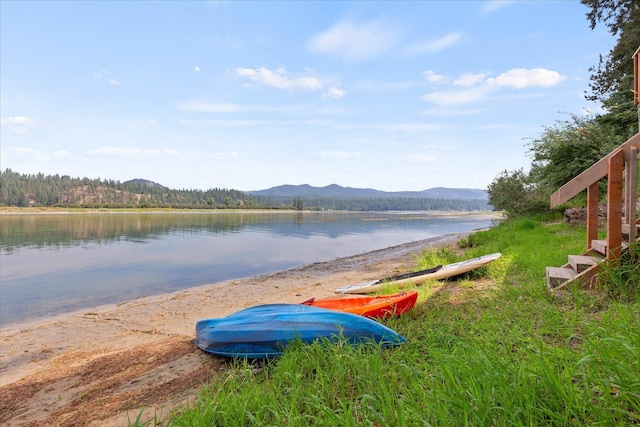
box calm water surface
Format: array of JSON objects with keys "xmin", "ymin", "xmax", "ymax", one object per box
[{"xmin": 0, "ymin": 212, "xmax": 494, "ymax": 325}]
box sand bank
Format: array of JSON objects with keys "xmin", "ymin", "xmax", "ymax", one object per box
[{"xmin": 0, "ymin": 231, "xmax": 476, "ymax": 426}]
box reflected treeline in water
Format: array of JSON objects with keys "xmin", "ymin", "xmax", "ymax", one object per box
[
  {"xmin": 0, "ymin": 212, "xmax": 493, "ymax": 254},
  {"xmin": 0, "ymin": 211, "xmax": 495, "ymax": 325},
  {"xmin": 269, "ymin": 212, "xmax": 486, "ymax": 239},
  {"xmin": 0, "ymin": 213, "xmax": 290, "ymax": 253}
]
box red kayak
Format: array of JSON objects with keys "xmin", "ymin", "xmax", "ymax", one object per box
[{"xmin": 300, "ymin": 291, "xmax": 418, "ymax": 319}]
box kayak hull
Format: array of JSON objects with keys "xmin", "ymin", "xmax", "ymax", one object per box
[
  {"xmin": 301, "ymin": 291, "xmax": 418, "ymax": 318},
  {"xmin": 195, "ymin": 303, "xmax": 406, "ymax": 359},
  {"xmin": 336, "ymin": 253, "xmax": 502, "ymax": 294}
]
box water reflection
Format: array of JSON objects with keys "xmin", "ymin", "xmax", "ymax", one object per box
[{"xmin": 0, "ymin": 212, "xmax": 494, "ymax": 325}]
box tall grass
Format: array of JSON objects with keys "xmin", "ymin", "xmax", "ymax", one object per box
[
  {"xmin": 135, "ymin": 217, "xmax": 639, "ymax": 426},
  {"xmin": 598, "ymin": 242, "xmax": 640, "ymax": 303}
]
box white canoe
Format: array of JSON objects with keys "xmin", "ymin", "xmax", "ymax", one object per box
[{"xmin": 335, "ymin": 253, "xmax": 502, "ymax": 294}]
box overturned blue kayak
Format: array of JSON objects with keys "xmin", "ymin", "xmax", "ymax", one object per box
[{"xmin": 195, "ymin": 303, "xmax": 406, "ymax": 359}]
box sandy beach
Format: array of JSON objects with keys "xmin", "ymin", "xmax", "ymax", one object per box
[{"xmin": 0, "ymin": 231, "xmax": 475, "ymax": 426}]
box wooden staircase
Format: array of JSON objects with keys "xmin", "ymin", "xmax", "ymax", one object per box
[
  {"xmin": 546, "ymin": 225, "xmax": 639, "ymax": 291},
  {"xmin": 546, "ymin": 48, "xmax": 640, "ymax": 291},
  {"xmin": 545, "ymin": 133, "xmax": 639, "ymax": 292}
]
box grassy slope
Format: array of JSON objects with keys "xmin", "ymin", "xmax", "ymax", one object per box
[{"xmin": 141, "ymin": 217, "xmax": 639, "ymax": 426}]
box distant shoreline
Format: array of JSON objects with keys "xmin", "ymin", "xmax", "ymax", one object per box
[{"xmin": 0, "ymin": 206, "xmax": 502, "ymax": 218}]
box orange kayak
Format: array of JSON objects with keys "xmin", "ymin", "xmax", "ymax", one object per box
[{"xmin": 300, "ymin": 291, "xmax": 418, "ymax": 319}]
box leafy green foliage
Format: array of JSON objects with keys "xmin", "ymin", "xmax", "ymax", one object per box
[
  {"xmin": 581, "ymin": 0, "xmax": 640, "ymax": 102},
  {"xmin": 527, "ymin": 114, "xmax": 626, "ymax": 191},
  {"xmin": 486, "ymin": 168, "xmax": 547, "ymax": 217}
]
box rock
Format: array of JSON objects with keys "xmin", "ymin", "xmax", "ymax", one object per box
[{"xmin": 564, "ymin": 207, "xmax": 586, "ymax": 224}]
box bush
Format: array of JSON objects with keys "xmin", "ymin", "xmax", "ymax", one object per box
[{"xmin": 487, "ymin": 169, "xmax": 547, "ymax": 218}]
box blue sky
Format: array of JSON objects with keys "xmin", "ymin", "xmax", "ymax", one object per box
[{"xmin": 1, "ymin": 1, "xmax": 615, "ymax": 192}]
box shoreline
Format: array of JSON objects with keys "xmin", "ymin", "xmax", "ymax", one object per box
[
  {"xmin": 0, "ymin": 207, "xmax": 500, "ymax": 217},
  {"xmin": 0, "ymin": 229, "xmax": 482, "ymax": 426}
]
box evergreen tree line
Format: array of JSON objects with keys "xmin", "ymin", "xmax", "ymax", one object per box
[
  {"xmin": 0, "ymin": 169, "xmax": 256, "ymax": 209},
  {"xmin": 0, "ymin": 169, "xmax": 490, "ymax": 212},
  {"xmin": 258, "ymin": 195, "xmax": 490, "ymax": 211}
]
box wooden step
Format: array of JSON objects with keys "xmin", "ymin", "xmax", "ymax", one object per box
[
  {"xmin": 567, "ymin": 255, "xmax": 601, "ymax": 273},
  {"xmin": 591, "ymin": 239, "xmax": 631, "ymax": 257},
  {"xmin": 622, "ymin": 222, "xmax": 640, "ymax": 239},
  {"xmin": 591, "ymin": 239, "xmax": 607, "ymax": 255},
  {"xmin": 548, "ymin": 262, "xmax": 602, "ymax": 292},
  {"xmin": 546, "ymin": 266, "xmax": 578, "ymax": 288}
]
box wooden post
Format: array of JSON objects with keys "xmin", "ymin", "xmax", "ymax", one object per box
[
  {"xmin": 587, "ymin": 182, "xmax": 599, "ymax": 250},
  {"xmin": 635, "ymin": 46, "xmax": 640, "ymax": 128},
  {"xmin": 607, "ymin": 150, "xmax": 624, "ymax": 259},
  {"xmin": 628, "ymin": 146, "xmax": 638, "ymax": 244}
]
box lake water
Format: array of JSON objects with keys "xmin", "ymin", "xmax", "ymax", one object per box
[{"xmin": 0, "ymin": 211, "xmax": 494, "ymax": 325}]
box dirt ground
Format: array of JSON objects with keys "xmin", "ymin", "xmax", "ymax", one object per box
[{"xmin": 0, "ymin": 232, "xmax": 473, "ymax": 426}]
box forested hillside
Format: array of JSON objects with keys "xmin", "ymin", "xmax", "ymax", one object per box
[
  {"xmin": 248, "ymin": 184, "xmax": 488, "ymax": 200},
  {"xmin": 0, "ymin": 169, "xmax": 256, "ymax": 209},
  {"xmin": 257, "ymin": 195, "xmax": 490, "ymax": 211},
  {"xmin": 0, "ymin": 169, "xmax": 491, "ymax": 211}
]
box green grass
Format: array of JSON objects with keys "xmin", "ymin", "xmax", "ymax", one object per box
[{"xmin": 133, "ymin": 217, "xmax": 640, "ymax": 426}]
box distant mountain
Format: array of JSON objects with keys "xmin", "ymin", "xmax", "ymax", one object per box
[
  {"xmin": 123, "ymin": 179, "xmax": 166, "ymax": 189},
  {"xmin": 248, "ymin": 184, "xmax": 488, "ymax": 200}
]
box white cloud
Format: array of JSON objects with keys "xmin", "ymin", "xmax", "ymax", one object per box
[
  {"xmin": 422, "ymin": 67, "xmax": 566, "ymax": 106},
  {"xmin": 1, "ymin": 116, "xmax": 39, "ymax": 135},
  {"xmin": 339, "ymin": 123, "xmax": 447, "ymax": 131},
  {"xmin": 316, "ymin": 151, "xmax": 362, "ymax": 160},
  {"xmin": 353, "ymin": 79, "xmax": 424, "ymax": 91},
  {"xmin": 454, "ymin": 73, "xmax": 488, "ymax": 87},
  {"xmin": 179, "ymin": 119, "xmax": 270, "ymax": 127},
  {"xmin": 7, "ymin": 146, "xmax": 50, "ymax": 161},
  {"xmin": 486, "ymin": 68, "xmax": 565, "ymax": 89},
  {"xmin": 87, "ymin": 146, "xmax": 179, "ymax": 158},
  {"xmin": 186, "ymin": 103, "xmax": 241, "ymax": 113},
  {"xmin": 128, "ymin": 119, "xmax": 160, "ymax": 130},
  {"xmin": 3, "ymin": 116, "xmax": 36, "ymax": 125},
  {"xmin": 177, "ymin": 101, "xmax": 301, "ymax": 113},
  {"xmin": 307, "ymin": 19, "xmax": 401, "ymax": 62},
  {"xmin": 379, "ymin": 123, "xmax": 446, "ymax": 131},
  {"xmin": 93, "ymin": 70, "xmax": 121, "ymax": 85},
  {"xmin": 314, "ymin": 106, "xmax": 358, "ymax": 116},
  {"xmin": 421, "ymin": 107, "xmax": 485, "ymax": 117},
  {"xmin": 422, "ymin": 86, "xmax": 492, "ymax": 106},
  {"xmin": 208, "ymin": 151, "xmax": 239, "ymax": 160},
  {"xmin": 405, "ymin": 153, "xmax": 437, "ymax": 163},
  {"xmin": 236, "ymin": 66, "xmax": 322, "ymax": 92},
  {"xmin": 93, "ymin": 69, "xmax": 109, "ymax": 79},
  {"xmin": 304, "ymin": 119, "xmax": 336, "ymax": 126},
  {"xmin": 482, "ymin": 0, "xmax": 514, "ymax": 14},
  {"xmin": 422, "ymin": 70, "xmax": 448, "ymax": 84},
  {"xmin": 323, "ymin": 87, "xmax": 346, "ymax": 99},
  {"xmin": 403, "ymin": 32, "xmax": 463, "ymax": 55},
  {"xmin": 194, "ymin": 66, "xmax": 201, "ymax": 72},
  {"xmin": 54, "ymin": 150, "xmax": 73, "ymax": 159}
]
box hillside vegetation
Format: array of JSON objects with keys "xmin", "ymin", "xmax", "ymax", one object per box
[{"xmin": 0, "ymin": 169, "xmax": 490, "ymax": 212}]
